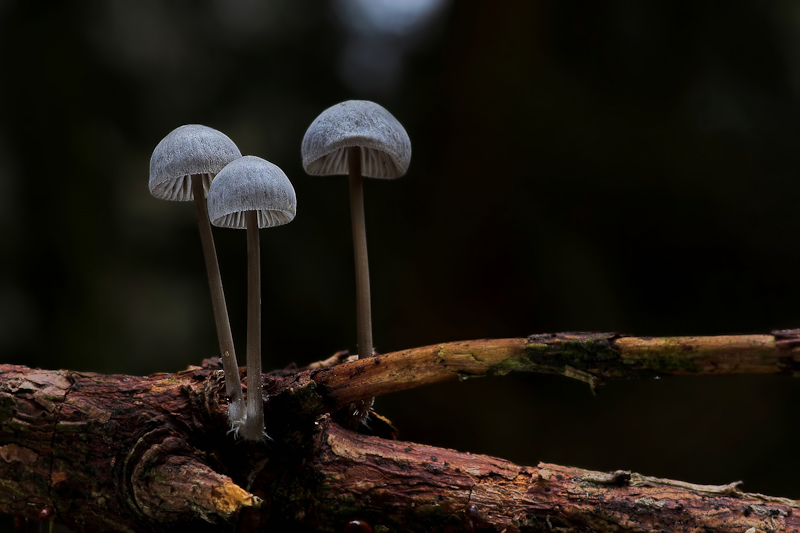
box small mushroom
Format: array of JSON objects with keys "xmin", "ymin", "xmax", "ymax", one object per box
[
  {"xmin": 301, "ymin": 100, "xmax": 411, "ymax": 361},
  {"xmin": 149, "ymin": 124, "xmax": 246, "ymax": 426},
  {"xmin": 208, "ymin": 155, "xmax": 297, "ymax": 441}
]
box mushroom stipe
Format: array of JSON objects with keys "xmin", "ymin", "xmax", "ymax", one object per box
[
  {"xmin": 191, "ymin": 174, "xmax": 246, "ymax": 425},
  {"xmin": 243, "ymin": 209, "xmax": 265, "ymax": 441},
  {"xmin": 348, "ymin": 146, "xmax": 373, "ymax": 361}
]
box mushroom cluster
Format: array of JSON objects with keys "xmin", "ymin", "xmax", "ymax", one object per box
[
  {"xmin": 148, "ymin": 100, "xmax": 409, "ymax": 440},
  {"xmin": 149, "ymin": 126, "xmax": 296, "ymax": 441}
]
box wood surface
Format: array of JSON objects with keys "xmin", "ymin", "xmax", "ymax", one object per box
[{"xmin": 1, "ymin": 332, "xmax": 798, "ymax": 531}]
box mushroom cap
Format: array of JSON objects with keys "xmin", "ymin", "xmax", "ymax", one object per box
[
  {"xmin": 208, "ymin": 156, "xmax": 297, "ymax": 229},
  {"xmin": 149, "ymin": 124, "xmax": 242, "ymax": 201},
  {"xmin": 301, "ymin": 100, "xmax": 411, "ymax": 179}
]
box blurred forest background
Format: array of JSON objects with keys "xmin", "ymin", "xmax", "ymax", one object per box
[{"xmin": 1, "ymin": 1, "xmax": 799, "ymax": 527}]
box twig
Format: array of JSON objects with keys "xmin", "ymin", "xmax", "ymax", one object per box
[{"xmin": 307, "ymin": 331, "xmax": 800, "ymax": 409}]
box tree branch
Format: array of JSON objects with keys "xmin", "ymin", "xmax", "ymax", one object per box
[
  {"xmin": 1, "ymin": 331, "xmax": 798, "ymax": 531},
  {"xmin": 292, "ymin": 419, "xmax": 799, "ymax": 532},
  {"xmin": 308, "ymin": 331, "xmax": 800, "ymax": 409}
]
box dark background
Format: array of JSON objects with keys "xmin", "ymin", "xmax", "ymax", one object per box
[{"xmin": 1, "ymin": 1, "xmax": 799, "ymax": 529}]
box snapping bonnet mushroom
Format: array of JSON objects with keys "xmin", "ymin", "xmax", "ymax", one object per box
[
  {"xmin": 301, "ymin": 100, "xmax": 411, "ymax": 362},
  {"xmin": 301, "ymin": 100, "xmax": 410, "ymax": 426},
  {"xmin": 149, "ymin": 124, "xmax": 246, "ymax": 427},
  {"xmin": 207, "ymin": 155, "xmax": 297, "ymax": 441}
]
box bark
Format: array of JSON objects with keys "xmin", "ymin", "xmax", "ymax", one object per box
[
  {"xmin": 297, "ymin": 420, "xmax": 799, "ymax": 533},
  {"xmin": 0, "ymin": 331, "xmax": 798, "ymax": 532}
]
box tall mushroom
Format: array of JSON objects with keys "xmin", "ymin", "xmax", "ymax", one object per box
[
  {"xmin": 301, "ymin": 100, "xmax": 411, "ymax": 362},
  {"xmin": 149, "ymin": 124, "xmax": 246, "ymax": 426},
  {"xmin": 207, "ymin": 155, "xmax": 297, "ymax": 442}
]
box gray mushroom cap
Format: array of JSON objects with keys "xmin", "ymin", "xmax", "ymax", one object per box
[
  {"xmin": 208, "ymin": 156, "xmax": 297, "ymax": 229},
  {"xmin": 301, "ymin": 100, "xmax": 411, "ymax": 179},
  {"xmin": 149, "ymin": 124, "xmax": 242, "ymax": 201}
]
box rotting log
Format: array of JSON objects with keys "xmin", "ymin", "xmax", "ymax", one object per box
[{"xmin": 0, "ymin": 331, "xmax": 798, "ymax": 532}]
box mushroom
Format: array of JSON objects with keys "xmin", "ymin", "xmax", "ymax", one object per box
[
  {"xmin": 301, "ymin": 100, "xmax": 411, "ymax": 362},
  {"xmin": 207, "ymin": 155, "xmax": 297, "ymax": 442},
  {"xmin": 149, "ymin": 124, "xmax": 245, "ymax": 426}
]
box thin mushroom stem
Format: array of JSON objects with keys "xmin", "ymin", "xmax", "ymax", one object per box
[
  {"xmin": 190, "ymin": 174, "xmax": 244, "ymax": 423},
  {"xmin": 243, "ymin": 209, "xmax": 265, "ymax": 441},
  {"xmin": 346, "ymin": 147, "xmax": 375, "ymax": 427},
  {"xmin": 348, "ymin": 146, "xmax": 373, "ymax": 360}
]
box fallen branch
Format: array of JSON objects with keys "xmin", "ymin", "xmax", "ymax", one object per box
[
  {"xmin": 0, "ymin": 331, "xmax": 797, "ymax": 531},
  {"xmin": 308, "ymin": 331, "xmax": 800, "ymax": 409},
  {"xmin": 294, "ymin": 419, "xmax": 799, "ymax": 532}
]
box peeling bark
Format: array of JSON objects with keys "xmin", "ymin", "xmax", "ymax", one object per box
[{"xmin": 0, "ymin": 332, "xmax": 798, "ymax": 532}]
